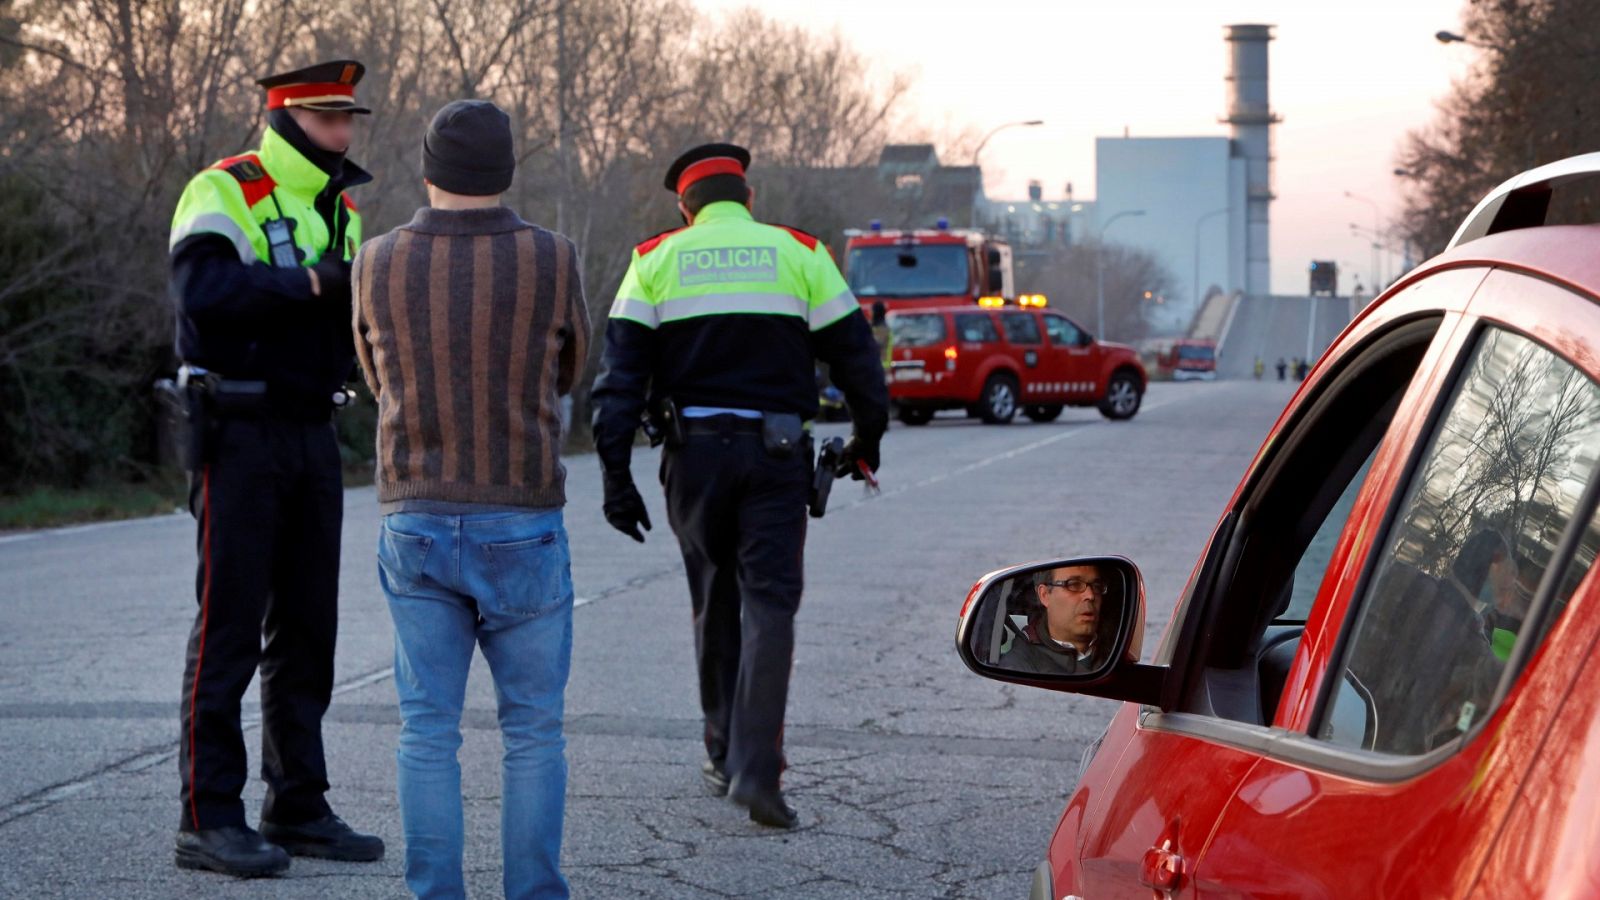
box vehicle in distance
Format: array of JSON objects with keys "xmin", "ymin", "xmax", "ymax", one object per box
[
  {"xmin": 843, "ymin": 221, "xmax": 1014, "ymax": 312},
  {"xmin": 885, "ymin": 303, "xmax": 1145, "ymax": 425}
]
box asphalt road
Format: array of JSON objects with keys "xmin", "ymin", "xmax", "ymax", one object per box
[
  {"xmin": 1219, "ymin": 294, "xmax": 1353, "ymax": 379},
  {"xmin": 0, "ymin": 379, "xmax": 1292, "ymax": 899}
]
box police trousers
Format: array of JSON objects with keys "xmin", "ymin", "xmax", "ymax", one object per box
[
  {"xmin": 662, "ymin": 420, "xmax": 810, "ymax": 790},
  {"xmin": 178, "ymin": 416, "xmax": 343, "ymax": 831}
]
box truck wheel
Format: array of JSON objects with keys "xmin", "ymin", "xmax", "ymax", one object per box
[
  {"xmin": 1023, "ymin": 404, "xmax": 1063, "ymax": 423},
  {"xmin": 1098, "ymin": 371, "xmax": 1142, "ymax": 420},
  {"xmin": 897, "ymin": 407, "xmax": 934, "ymax": 426},
  {"xmin": 978, "ymin": 374, "xmax": 1020, "ymax": 424}
]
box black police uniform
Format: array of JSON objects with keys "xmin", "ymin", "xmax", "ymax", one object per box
[
  {"xmin": 591, "ymin": 144, "xmax": 888, "ymax": 826},
  {"xmin": 167, "ymin": 61, "xmax": 380, "ymax": 870}
]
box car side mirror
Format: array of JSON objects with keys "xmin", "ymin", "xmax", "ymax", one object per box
[
  {"xmin": 956, "ymin": 556, "xmax": 1146, "ymax": 685},
  {"xmin": 1078, "ymin": 332, "xmax": 1094, "ymax": 347}
]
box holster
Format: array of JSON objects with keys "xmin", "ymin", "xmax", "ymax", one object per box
[
  {"xmin": 810, "ymin": 436, "xmax": 845, "ymax": 519},
  {"xmin": 761, "ymin": 411, "xmax": 804, "ymax": 459}
]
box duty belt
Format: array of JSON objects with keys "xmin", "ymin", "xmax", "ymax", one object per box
[
  {"xmin": 178, "ymin": 365, "xmax": 352, "ymax": 421},
  {"xmin": 681, "ymin": 414, "xmax": 765, "ymax": 435}
]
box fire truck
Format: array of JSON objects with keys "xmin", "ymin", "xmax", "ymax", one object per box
[{"xmin": 841, "ymin": 220, "xmax": 1015, "ymax": 312}]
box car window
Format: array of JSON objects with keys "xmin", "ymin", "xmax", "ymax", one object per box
[
  {"xmin": 1279, "ymin": 448, "xmax": 1377, "ymax": 623},
  {"xmin": 1321, "ymin": 327, "xmax": 1600, "ymax": 755},
  {"xmin": 954, "ymin": 313, "xmax": 999, "ymax": 343},
  {"xmin": 889, "ymin": 313, "xmax": 947, "ymax": 349},
  {"xmin": 1174, "ymin": 315, "xmax": 1444, "ymax": 726},
  {"xmin": 1044, "ymin": 314, "xmax": 1082, "ymax": 346},
  {"xmin": 1001, "ymin": 313, "xmax": 1042, "ymax": 345}
]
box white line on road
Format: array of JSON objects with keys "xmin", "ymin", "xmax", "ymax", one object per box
[{"xmin": 0, "ymin": 509, "xmax": 187, "ymax": 546}]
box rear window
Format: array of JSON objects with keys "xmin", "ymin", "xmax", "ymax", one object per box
[
  {"xmin": 889, "ymin": 314, "xmax": 947, "ymax": 348},
  {"xmin": 954, "ymin": 313, "xmax": 1000, "ymax": 344}
]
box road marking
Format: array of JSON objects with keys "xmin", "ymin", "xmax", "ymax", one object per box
[
  {"xmin": 0, "ymin": 510, "xmax": 187, "ymax": 546},
  {"xmin": 0, "ymin": 659, "xmax": 400, "ymax": 828}
]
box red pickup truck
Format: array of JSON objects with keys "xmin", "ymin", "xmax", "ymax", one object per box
[{"xmin": 885, "ymin": 304, "xmax": 1146, "ymax": 425}]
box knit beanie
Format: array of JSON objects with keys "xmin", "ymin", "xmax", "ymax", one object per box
[{"xmin": 422, "ymin": 100, "xmax": 514, "ymax": 196}]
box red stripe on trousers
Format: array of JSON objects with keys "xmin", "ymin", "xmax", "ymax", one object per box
[{"xmin": 187, "ymin": 468, "xmax": 213, "ymax": 830}]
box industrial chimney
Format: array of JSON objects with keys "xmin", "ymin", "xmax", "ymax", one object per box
[{"xmin": 1224, "ymin": 24, "xmax": 1277, "ymax": 299}]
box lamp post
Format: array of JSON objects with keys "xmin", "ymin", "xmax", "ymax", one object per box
[
  {"xmin": 1434, "ymin": 30, "xmax": 1484, "ymax": 48},
  {"xmin": 970, "ymin": 120, "xmax": 1044, "ymax": 228},
  {"xmin": 1095, "ymin": 209, "xmax": 1145, "ymax": 340},
  {"xmin": 1192, "ymin": 207, "xmax": 1229, "ymax": 312},
  {"xmin": 1344, "ymin": 190, "xmax": 1382, "ymax": 290}
]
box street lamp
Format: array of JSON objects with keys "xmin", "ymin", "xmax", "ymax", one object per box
[
  {"xmin": 1434, "ymin": 30, "xmax": 1483, "ymax": 47},
  {"xmin": 1095, "ymin": 209, "xmax": 1145, "ymax": 340},
  {"xmin": 1192, "ymin": 207, "xmax": 1229, "ymax": 312},
  {"xmin": 970, "ymin": 120, "xmax": 1044, "ymax": 228},
  {"xmin": 1343, "ymin": 190, "xmax": 1382, "ymax": 290}
]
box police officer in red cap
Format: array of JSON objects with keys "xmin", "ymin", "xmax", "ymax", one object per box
[
  {"xmin": 167, "ymin": 59, "xmax": 381, "ymax": 877},
  {"xmin": 591, "ymin": 143, "xmax": 888, "ymax": 829}
]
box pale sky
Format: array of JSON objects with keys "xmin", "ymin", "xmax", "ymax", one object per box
[{"xmin": 691, "ymin": 0, "xmax": 1477, "ymax": 295}]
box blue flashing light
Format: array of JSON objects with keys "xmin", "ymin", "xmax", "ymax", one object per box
[
  {"xmin": 869, "ymin": 219, "xmax": 883, "ymax": 232},
  {"xmin": 936, "ymin": 217, "xmax": 950, "ymax": 230}
]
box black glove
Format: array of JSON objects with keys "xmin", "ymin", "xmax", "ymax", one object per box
[
  {"xmin": 602, "ymin": 470, "xmax": 652, "ymax": 543},
  {"xmin": 834, "ymin": 434, "xmax": 881, "ymax": 480},
  {"xmin": 312, "ymin": 258, "xmax": 351, "ymax": 299}
]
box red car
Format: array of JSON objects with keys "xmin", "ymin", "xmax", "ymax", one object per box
[
  {"xmin": 886, "ymin": 305, "xmax": 1146, "ymax": 425},
  {"xmin": 957, "ymin": 154, "xmax": 1600, "ymax": 897}
]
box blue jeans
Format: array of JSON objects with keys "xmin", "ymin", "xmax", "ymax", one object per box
[{"xmin": 378, "ymin": 509, "xmax": 573, "ymax": 900}]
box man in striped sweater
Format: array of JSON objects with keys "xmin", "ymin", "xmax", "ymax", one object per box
[{"xmin": 352, "ymin": 99, "xmax": 589, "ymax": 899}]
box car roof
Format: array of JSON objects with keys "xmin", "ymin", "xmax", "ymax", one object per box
[
  {"xmin": 885, "ymin": 305, "xmax": 1046, "ymax": 316},
  {"xmin": 1354, "ymin": 224, "xmax": 1600, "ymax": 336}
]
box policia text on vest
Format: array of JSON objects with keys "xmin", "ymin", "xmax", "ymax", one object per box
[{"xmin": 591, "ymin": 143, "xmax": 889, "ymax": 830}]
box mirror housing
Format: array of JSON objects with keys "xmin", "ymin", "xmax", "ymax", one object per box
[
  {"xmin": 985, "ymin": 248, "xmax": 1004, "ymax": 293},
  {"xmin": 956, "ymin": 556, "xmax": 1168, "ymax": 706}
]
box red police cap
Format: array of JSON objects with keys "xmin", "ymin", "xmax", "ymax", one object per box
[
  {"xmin": 664, "ymin": 143, "xmax": 751, "ymax": 194},
  {"xmin": 257, "ymin": 60, "xmax": 370, "ymax": 115}
]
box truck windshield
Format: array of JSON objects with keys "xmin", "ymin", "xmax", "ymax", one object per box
[
  {"xmin": 847, "ymin": 244, "xmax": 970, "ymax": 298},
  {"xmin": 1177, "ymin": 345, "xmax": 1215, "ymax": 361}
]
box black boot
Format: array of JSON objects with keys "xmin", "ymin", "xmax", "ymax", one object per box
[
  {"xmin": 729, "ymin": 777, "xmax": 798, "ymax": 829},
  {"xmin": 259, "ymin": 814, "xmax": 385, "ymax": 862},
  {"xmin": 701, "ymin": 760, "xmax": 730, "ymax": 797},
  {"xmin": 175, "ymin": 826, "xmax": 291, "ymax": 877}
]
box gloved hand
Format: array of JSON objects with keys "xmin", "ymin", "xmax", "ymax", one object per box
[
  {"xmin": 602, "ymin": 470, "xmax": 652, "ymax": 542},
  {"xmin": 311, "ymin": 258, "xmax": 351, "ymax": 298},
  {"xmin": 834, "ymin": 434, "xmax": 880, "ymax": 481}
]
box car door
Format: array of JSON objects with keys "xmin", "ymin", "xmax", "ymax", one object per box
[
  {"xmin": 1190, "ymin": 268, "xmax": 1600, "ymax": 896},
  {"xmin": 999, "ymin": 311, "xmax": 1047, "ymax": 401},
  {"xmin": 1042, "ymin": 312, "xmax": 1097, "ymax": 401},
  {"xmin": 1072, "ymin": 268, "xmax": 1486, "ymax": 897}
]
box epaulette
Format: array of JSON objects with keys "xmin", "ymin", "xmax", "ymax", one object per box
[
  {"xmin": 341, "ymin": 193, "xmax": 358, "ymax": 212},
  {"xmin": 635, "ymin": 226, "xmax": 688, "ymax": 257},
  {"xmin": 208, "ymin": 153, "xmax": 277, "ymax": 208},
  {"xmin": 773, "ymin": 224, "xmax": 821, "ymax": 252}
]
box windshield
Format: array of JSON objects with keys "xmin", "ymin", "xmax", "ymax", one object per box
[
  {"xmin": 889, "ymin": 313, "xmax": 947, "ymax": 348},
  {"xmin": 1177, "ymin": 345, "xmax": 1215, "ymax": 361},
  {"xmin": 847, "ymin": 244, "xmax": 971, "ymax": 298}
]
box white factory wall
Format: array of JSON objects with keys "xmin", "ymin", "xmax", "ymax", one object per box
[{"xmin": 1094, "ymin": 136, "xmax": 1246, "ymax": 314}]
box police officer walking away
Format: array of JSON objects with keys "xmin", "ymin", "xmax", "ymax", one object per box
[
  {"xmin": 167, "ymin": 60, "xmax": 383, "ymax": 876},
  {"xmin": 591, "ymin": 143, "xmax": 888, "ymax": 829}
]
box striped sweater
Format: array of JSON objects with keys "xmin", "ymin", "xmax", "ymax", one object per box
[{"xmin": 352, "ymin": 206, "xmax": 590, "ymax": 509}]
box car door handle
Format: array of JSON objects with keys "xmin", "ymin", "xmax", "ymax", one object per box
[{"xmin": 1139, "ymin": 841, "xmax": 1186, "ymax": 893}]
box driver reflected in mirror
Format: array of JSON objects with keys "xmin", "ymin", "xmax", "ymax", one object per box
[{"xmin": 998, "ymin": 564, "xmax": 1114, "ymax": 675}]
